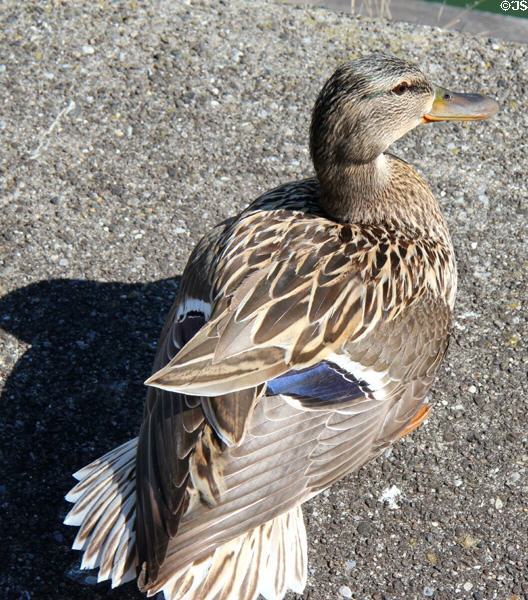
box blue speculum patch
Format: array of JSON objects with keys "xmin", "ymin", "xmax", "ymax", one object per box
[{"xmin": 266, "ymin": 361, "xmax": 372, "ymax": 408}]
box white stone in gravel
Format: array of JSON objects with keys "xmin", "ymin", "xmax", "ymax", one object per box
[
  {"xmin": 339, "ymin": 585, "xmax": 352, "ymax": 598},
  {"xmin": 82, "ymin": 45, "xmax": 95, "ymax": 55},
  {"xmin": 463, "ymin": 581, "xmax": 473, "ymax": 591},
  {"xmin": 344, "ymin": 559, "xmax": 356, "ymax": 572},
  {"xmin": 379, "ymin": 485, "xmax": 401, "ymax": 509}
]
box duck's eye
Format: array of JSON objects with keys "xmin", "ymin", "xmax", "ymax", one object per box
[{"xmin": 393, "ymin": 82, "xmax": 410, "ymax": 95}]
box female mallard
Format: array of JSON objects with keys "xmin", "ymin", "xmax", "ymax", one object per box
[{"xmin": 64, "ymin": 54, "xmax": 497, "ymax": 600}]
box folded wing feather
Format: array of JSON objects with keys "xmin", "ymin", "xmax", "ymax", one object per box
[{"xmin": 136, "ymin": 182, "xmax": 452, "ymax": 592}]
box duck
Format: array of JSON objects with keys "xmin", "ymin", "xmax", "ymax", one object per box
[{"xmin": 64, "ymin": 53, "xmax": 497, "ymax": 600}]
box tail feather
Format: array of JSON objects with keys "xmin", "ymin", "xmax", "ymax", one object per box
[
  {"xmin": 261, "ymin": 505, "xmax": 307, "ymax": 600},
  {"xmin": 156, "ymin": 505, "xmax": 307, "ymax": 600},
  {"xmin": 64, "ymin": 437, "xmax": 307, "ymax": 599},
  {"xmin": 64, "ymin": 438, "xmax": 138, "ymax": 587}
]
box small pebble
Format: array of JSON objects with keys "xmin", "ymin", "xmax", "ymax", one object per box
[
  {"xmin": 82, "ymin": 45, "xmax": 94, "ymax": 55},
  {"xmin": 378, "ymin": 484, "xmax": 402, "ymax": 509},
  {"xmin": 357, "ymin": 521, "xmax": 371, "ymax": 536},
  {"xmin": 53, "ymin": 531, "xmax": 64, "ymax": 543},
  {"xmin": 339, "ymin": 585, "xmax": 352, "ymax": 599},
  {"xmin": 468, "ymin": 385, "xmax": 477, "ymax": 394},
  {"xmin": 344, "ymin": 559, "xmax": 356, "ymax": 572},
  {"xmin": 463, "ymin": 581, "xmax": 473, "ymax": 591},
  {"xmin": 424, "ymin": 587, "xmax": 434, "ymax": 597},
  {"xmin": 426, "ymin": 552, "xmax": 437, "ymax": 565}
]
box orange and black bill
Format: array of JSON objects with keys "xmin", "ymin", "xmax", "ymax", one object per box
[{"xmin": 423, "ymin": 84, "xmax": 498, "ymax": 122}]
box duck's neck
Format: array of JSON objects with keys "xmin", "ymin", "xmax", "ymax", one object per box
[
  {"xmin": 316, "ymin": 153, "xmax": 451, "ymax": 244},
  {"xmin": 318, "ymin": 155, "xmax": 390, "ymax": 223}
]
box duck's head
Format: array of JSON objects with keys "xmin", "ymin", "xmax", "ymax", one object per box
[{"xmin": 310, "ymin": 53, "xmax": 498, "ymax": 171}]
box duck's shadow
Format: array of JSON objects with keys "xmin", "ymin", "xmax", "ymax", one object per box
[{"xmin": 0, "ymin": 277, "xmax": 180, "ymax": 599}]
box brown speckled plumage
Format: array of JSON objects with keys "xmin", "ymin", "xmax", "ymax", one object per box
[{"xmin": 64, "ymin": 53, "xmax": 497, "ymax": 600}]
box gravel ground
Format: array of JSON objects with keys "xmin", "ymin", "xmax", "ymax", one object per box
[{"xmin": 0, "ymin": 1, "xmax": 527, "ymax": 600}]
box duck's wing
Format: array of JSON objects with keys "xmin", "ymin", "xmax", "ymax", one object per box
[
  {"xmin": 146, "ymin": 292, "xmax": 451, "ymax": 596},
  {"xmin": 145, "ymin": 213, "xmax": 351, "ymax": 396},
  {"xmin": 136, "ymin": 224, "xmax": 264, "ymax": 589},
  {"xmin": 146, "ymin": 210, "xmax": 453, "ymax": 397}
]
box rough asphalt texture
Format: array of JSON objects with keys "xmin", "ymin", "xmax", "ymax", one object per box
[{"xmin": 1, "ymin": 1, "xmax": 527, "ymax": 599}]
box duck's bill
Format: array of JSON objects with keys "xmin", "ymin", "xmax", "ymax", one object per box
[{"xmin": 423, "ymin": 85, "xmax": 498, "ymax": 122}]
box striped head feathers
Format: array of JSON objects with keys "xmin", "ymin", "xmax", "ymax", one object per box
[{"xmin": 311, "ymin": 54, "xmax": 434, "ymax": 167}]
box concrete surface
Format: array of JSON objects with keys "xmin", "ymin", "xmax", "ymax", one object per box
[{"xmin": 0, "ymin": 1, "xmax": 527, "ymax": 600}]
